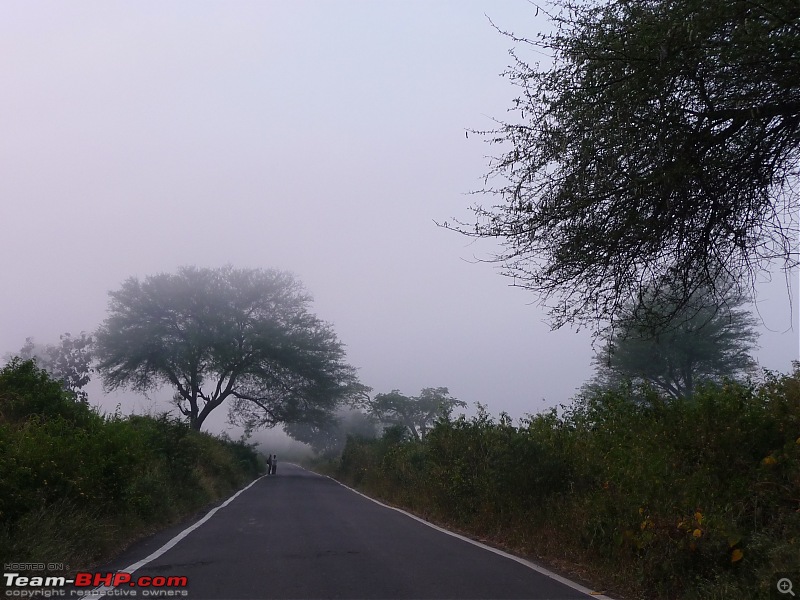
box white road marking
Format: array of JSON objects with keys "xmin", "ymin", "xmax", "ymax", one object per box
[
  {"xmin": 320, "ymin": 468, "xmax": 617, "ymax": 600},
  {"xmin": 84, "ymin": 464, "xmax": 615, "ymax": 599},
  {"xmin": 86, "ymin": 474, "xmax": 267, "ymax": 599}
]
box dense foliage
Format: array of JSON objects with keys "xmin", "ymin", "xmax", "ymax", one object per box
[
  {"xmin": 339, "ymin": 367, "xmax": 800, "ymax": 599},
  {"xmin": 447, "ymin": 0, "xmax": 800, "ymax": 330},
  {"xmin": 0, "ymin": 359, "xmax": 264, "ymax": 569},
  {"xmin": 95, "ymin": 265, "xmax": 360, "ymax": 431}
]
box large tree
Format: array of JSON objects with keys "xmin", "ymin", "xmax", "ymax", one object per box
[
  {"xmin": 368, "ymin": 387, "xmax": 465, "ymax": 441},
  {"xmin": 591, "ymin": 282, "xmax": 759, "ymax": 399},
  {"xmin": 95, "ymin": 266, "xmax": 360, "ymax": 431},
  {"xmin": 445, "ymin": 0, "xmax": 799, "ymax": 330}
]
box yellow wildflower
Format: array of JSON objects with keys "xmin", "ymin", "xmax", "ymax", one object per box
[{"xmin": 731, "ymin": 549, "xmax": 744, "ymax": 563}]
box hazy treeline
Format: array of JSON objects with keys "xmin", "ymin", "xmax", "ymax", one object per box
[
  {"xmin": 336, "ymin": 369, "xmax": 800, "ymax": 600},
  {"xmin": 0, "ymin": 359, "xmax": 265, "ymax": 570}
]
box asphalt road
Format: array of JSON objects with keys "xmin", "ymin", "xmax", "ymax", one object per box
[{"xmin": 87, "ymin": 463, "xmax": 604, "ymax": 600}]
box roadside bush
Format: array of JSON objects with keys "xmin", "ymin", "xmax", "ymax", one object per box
[
  {"xmin": 336, "ymin": 365, "xmax": 800, "ymax": 599},
  {"xmin": 0, "ymin": 358, "xmax": 99, "ymax": 426},
  {"xmin": 0, "ymin": 359, "xmax": 265, "ymax": 569}
]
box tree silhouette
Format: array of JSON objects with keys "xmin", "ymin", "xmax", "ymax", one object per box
[
  {"xmin": 96, "ymin": 266, "xmax": 360, "ymax": 431},
  {"xmin": 446, "ymin": 0, "xmax": 799, "ymax": 331},
  {"xmin": 591, "ymin": 283, "xmax": 759, "ymax": 399}
]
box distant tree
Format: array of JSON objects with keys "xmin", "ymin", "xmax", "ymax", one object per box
[
  {"xmin": 591, "ymin": 283, "xmax": 759, "ymax": 399},
  {"xmin": 368, "ymin": 387, "xmax": 465, "ymax": 441},
  {"xmin": 95, "ymin": 266, "xmax": 360, "ymax": 431},
  {"xmin": 12, "ymin": 332, "xmax": 94, "ymax": 402},
  {"xmin": 284, "ymin": 408, "xmax": 378, "ymax": 458},
  {"xmin": 445, "ymin": 0, "xmax": 799, "ymax": 331}
]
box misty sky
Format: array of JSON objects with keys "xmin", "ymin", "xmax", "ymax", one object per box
[{"xmin": 1, "ymin": 1, "xmax": 797, "ymax": 434}]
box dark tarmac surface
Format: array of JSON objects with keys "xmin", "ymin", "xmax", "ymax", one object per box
[{"xmin": 82, "ymin": 463, "xmax": 598, "ymax": 599}]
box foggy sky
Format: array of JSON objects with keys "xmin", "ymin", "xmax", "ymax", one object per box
[{"xmin": 1, "ymin": 1, "xmax": 797, "ymax": 435}]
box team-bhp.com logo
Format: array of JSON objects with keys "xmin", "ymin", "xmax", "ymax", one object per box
[{"xmin": 4, "ymin": 571, "xmax": 188, "ymax": 597}]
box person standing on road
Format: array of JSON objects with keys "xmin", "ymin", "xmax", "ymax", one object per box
[
  {"xmin": 266, "ymin": 453, "xmax": 273, "ymax": 475},
  {"xmin": 271, "ymin": 454, "xmax": 277, "ymax": 475}
]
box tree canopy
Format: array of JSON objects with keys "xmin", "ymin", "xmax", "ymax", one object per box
[
  {"xmin": 95, "ymin": 266, "xmax": 360, "ymax": 431},
  {"xmin": 591, "ymin": 282, "xmax": 759, "ymax": 399},
  {"xmin": 368, "ymin": 387, "xmax": 465, "ymax": 441},
  {"xmin": 446, "ymin": 0, "xmax": 799, "ymax": 330}
]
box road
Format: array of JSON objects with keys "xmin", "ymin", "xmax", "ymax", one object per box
[{"xmin": 87, "ymin": 463, "xmax": 608, "ymax": 599}]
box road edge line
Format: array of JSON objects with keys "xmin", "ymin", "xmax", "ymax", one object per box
[
  {"xmin": 88, "ymin": 473, "xmax": 268, "ymax": 598},
  {"xmin": 323, "ymin": 472, "xmax": 616, "ymax": 600}
]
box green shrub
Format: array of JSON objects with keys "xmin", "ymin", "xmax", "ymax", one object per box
[
  {"xmin": 337, "ymin": 365, "xmax": 800, "ymax": 599},
  {"xmin": 0, "ymin": 359, "xmax": 99, "ymax": 426},
  {"xmin": 0, "ymin": 359, "xmax": 264, "ymax": 570}
]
